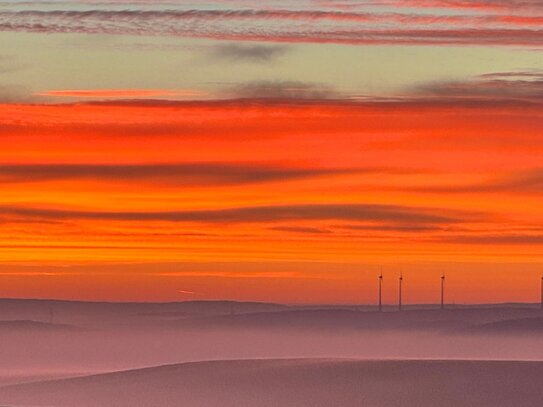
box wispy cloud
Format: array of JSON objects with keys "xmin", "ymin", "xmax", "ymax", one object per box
[
  {"xmin": 176, "ymin": 289, "xmax": 200, "ymax": 295},
  {"xmin": 324, "ymin": 0, "xmax": 543, "ymax": 11},
  {"xmin": 0, "ymin": 85, "xmax": 33, "ymax": 103},
  {"xmin": 34, "ymin": 70, "xmax": 543, "ymax": 106},
  {"xmin": 437, "ymin": 234, "xmax": 543, "ymax": 245},
  {"xmin": 388, "ymin": 0, "xmax": 543, "ymax": 11},
  {"xmin": 35, "ymin": 89, "xmax": 206, "ymax": 99},
  {"xmin": 161, "ymin": 271, "xmax": 339, "ymax": 279},
  {"xmin": 227, "ymin": 81, "xmax": 338, "ymax": 99},
  {"xmin": 268, "ymin": 226, "xmax": 333, "ymax": 234},
  {"xmin": 409, "ymin": 167, "xmax": 543, "ymax": 194},
  {"xmin": 0, "ymin": 271, "xmax": 68, "ymax": 277},
  {"xmin": 0, "ymin": 7, "xmax": 542, "ymax": 47},
  {"xmin": 413, "ymin": 70, "xmax": 543, "ymax": 103},
  {"xmin": 208, "ymin": 43, "xmax": 289, "ymax": 63},
  {"xmin": 0, "ymin": 55, "xmax": 24, "ymax": 75}
]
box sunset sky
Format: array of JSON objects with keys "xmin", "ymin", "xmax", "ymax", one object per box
[{"xmin": 1, "ymin": 0, "xmax": 543, "ymax": 304}]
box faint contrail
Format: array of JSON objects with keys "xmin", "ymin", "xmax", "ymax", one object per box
[{"xmin": 177, "ymin": 289, "xmax": 199, "ymax": 295}]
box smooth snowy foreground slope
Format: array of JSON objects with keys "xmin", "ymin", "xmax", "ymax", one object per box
[{"xmin": 1, "ymin": 359, "xmax": 542, "ymax": 407}]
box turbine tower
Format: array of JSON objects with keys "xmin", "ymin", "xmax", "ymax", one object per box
[
  {"xmin": 540, "ymin": 275, "xmax": 543, "ymax": 311},
  {"xmin": 398, "ymin": 272, "xmax": 403, "ymax": 312},
  {"xmin": 440, "ymin": 273, "xmax": 446, "ymax": 310},
  {"xmin": 378, "ymin": 271, "xmax": 383, "ymax": 312}
]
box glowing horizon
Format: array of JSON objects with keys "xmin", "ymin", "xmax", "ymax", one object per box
[{"xmin": 1, "ymin": 0, "xmax": 542, "ymax": 303}]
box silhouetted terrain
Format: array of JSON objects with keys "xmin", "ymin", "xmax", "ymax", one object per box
[
  {"xmin": 466, "ymin": 316, "xmax": 543, "ymax": 335},
  {"xmin": 180, "ymin": 307, "xmax": 543, "ymax": 333},
  {"xmin": 1, "ymin": 299, "xmax": 542, "ymax": 405},
  {"xmin": 0, "ymin": 299, "xmax": 289, "ymax": 327},
  {"xmin": 1, "ymin": 359, "xmax": 542, "ymax": 407},
  {"xmin": 0, "ymin": 298, "xmax": 540, "ymax": 330},
  {"xmin": 0, "ymin": 320, "xmax": 77, "ymax": 332}
]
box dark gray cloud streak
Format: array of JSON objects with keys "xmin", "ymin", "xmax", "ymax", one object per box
[
  {"xmin": 415, "ymin": 71, "xmax": 543, "ymax": 102},
  {"xmin": 209, "ymin": 44, "xmax": 289, "ymax": 63},
  {"xmin": 0, "ymin": 203, "xmax": 466, "ymax": 225},
  {"xmin": 0, "ymin": 163, "xmax": 355, "ymax": 185},
  {"xmin": 268, "ymin": 226, "xmax": 333, "ymax": 234},
  {"xmin": 411, "ymin": 168, "xmax": 543, "ymax": 194},
  {"xmin": 439, "ymin": 234, "xmax": 543, "ymax": 244}
]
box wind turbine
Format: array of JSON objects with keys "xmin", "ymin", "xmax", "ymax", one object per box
[
  {"xmin": 378, "ymin": 270, "xmax": 383, "ymax": 312},
  {"xmin": 540, "ymin": 275, "xmax": 543, "ymax": 311},
  {"xmin": 398, "ymin": 272, "xmax": 403, "ymax": 312},
  {"xmin": 440, "ymin": 273, "xmax": 446, "ymax": 310}
]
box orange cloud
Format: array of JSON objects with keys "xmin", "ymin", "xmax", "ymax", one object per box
[{"xmin": 1, "ymin": 97, "xmax": 542, "ymax": 302}]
